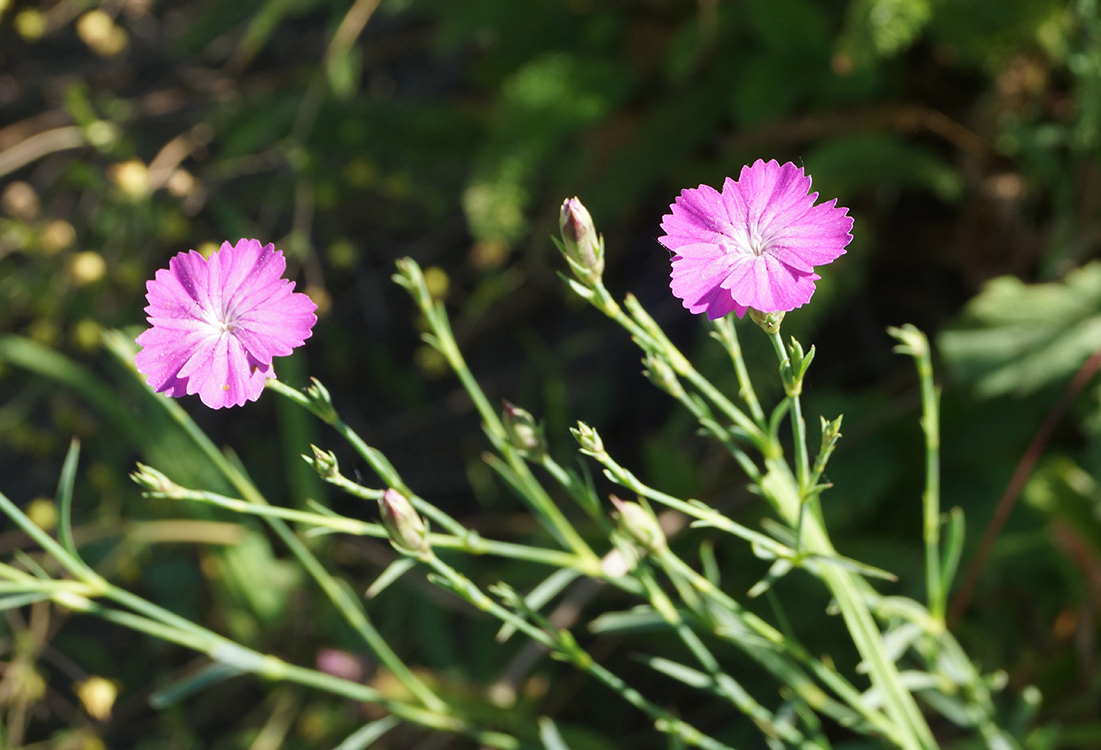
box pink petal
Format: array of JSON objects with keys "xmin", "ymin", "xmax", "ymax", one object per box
[
  {"xmin": 660, "ymin": 161, "xmax": 851, "ymax": 317},
  {"xmin": 134, "ymin": 239, "xmax": 317, "ymax": 409}
]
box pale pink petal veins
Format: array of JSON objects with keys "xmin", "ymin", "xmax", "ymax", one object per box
[
  {"xmin": 134, "ymin": 239, "xmax": 318, "ymax": 409},
  {"xmin": 660, "ymin": 159, "xmax": 852, "ymax": 320}
]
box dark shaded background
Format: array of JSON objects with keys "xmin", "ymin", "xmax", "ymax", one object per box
[{"xmin": 3, "ymin": 0, "xmax": 1101, "ymax": 747}]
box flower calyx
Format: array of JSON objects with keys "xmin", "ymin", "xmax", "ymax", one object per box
[
  {"xmin": 501, "ymin": 401, "xmax": 547, "ymax": 459},
  {"xmin": 558, "ymin": 197, "xmax": 605, "ymax": 287},
  {"xmin": 378, "ymin": 488, "xmax": 430, "ymax": 555}
]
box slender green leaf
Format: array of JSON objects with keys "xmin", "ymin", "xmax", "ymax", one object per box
[
  {"xmin": 538, "ymin": 717, "xmax": 574, "ymax": 750},
  {"xmin": 55, "ymin": 438, "xmax": 80, "ymax": 561},
  {"xmin": 365, "ymin": 557, "xmax": 417, "ymax": 599},
  {"xmin": 332, "ymin": 716, "xmax": 401, "ymax": 750},
  {"xmin": 149, "ymin": 662, "xmax": 245, "ymax": 708}
]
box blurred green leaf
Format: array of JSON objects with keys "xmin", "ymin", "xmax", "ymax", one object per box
[
  {"xmin": 803, "ymin": 133, "xmax": 964, "ymax": 202},
  {"xmin": 939, "ymin": 263, "xmax": 1101, "ymax": 396},
  {"xmin": 149, "ymin": 662, "xmax": 246, "ymax": 709}
]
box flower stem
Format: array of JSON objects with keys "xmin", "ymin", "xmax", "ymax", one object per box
[
  {"xmin": 394, "ymin": 260, "xmax": 600, "ymax": 568},
  {"xmin": 418, "ymin": 551, "xmax": 737, "ymax": 750},
  {"xmin": 712, "ymin": 316, "xmax": 766, "ymax": 426},
  {"xmin": 148, "ymin": 484, "xmax": 590, "ymax": 569},
  {"xmin": 45, "ymin": 583, "xmax": 521, "ymax": 748},
  {"xmin": 761, "ymin": 335, "xmax": 935, "ymax": 750},
  {"xmin": 148, "ymin": 393, "xmax": 447, "ymax": 713}
]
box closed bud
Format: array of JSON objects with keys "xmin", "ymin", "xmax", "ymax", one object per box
[
  {"xmin": 559, "ymin": 198, "xmax": 604, "ymax": 286},
  {"xmin": 643, "ymin": 353, "xmax": 683, "ymax": 398},
  {"xmin": 748, "ymin": 308, "xmax": 784, "ymax": 335},
  {"xmin": 571, "ymin": 421, "xmax": 605, "ymax": 457},
  {"xmin": 502, "ymin": 401, "xmax": 546, "ymax": 457},
  {"xmin": 304, "ymin": 444, "xmax": 339, "ymax": 480},
  {"xmin": 610, "ymin": 496, "xmax": 667, "ymax": 555},
  {"xmin": 305, "ymin": 377, "xmax": 338, "ymax": 424},
  {"xmin": 129, "ymin": 463, "xmax": 184, "ymax": 497},
  {"xmin": 379, "ymin": 488, "xmax": 430, "ymax": 554}
]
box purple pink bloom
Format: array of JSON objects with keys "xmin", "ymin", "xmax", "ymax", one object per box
[
  {"xmin": 135, "ymin": 239, "xmax": 317, "ymax": 409},
  {"xmin": 659, "ymin": 159, "xmax": 853, "ymax": 321}
]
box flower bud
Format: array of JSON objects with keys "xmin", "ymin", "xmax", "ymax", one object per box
[
  {"xmin": 129, "ymin": 463, "xmax": 184, "ymax": 497},
  {"xmin": 304, "ymin": 444, "xmax": 339, "ymax": 480},
  {"xmin": 642, "ymin": 353, "xmax": 684, "ymax": 398},
  {"xmin": 378, "ymin": 488, "xmax": 430, "ymax": 554},
  {"xmin": 610, "ymin": 496, "xmax": 667, "ymax": 555},
  {"xmin": 749, "ymin": 308, "xmax": 784, "ymax": 335},
  {"xmin": 571, "ymin": 421, "xmax": 605, "ymax": 457},
  {"xmin": 305, "ymin": 377, "xmax": 338, "ymax": 424},
  {"xmin": 502, "ymin": 401, "xmax": 546, "ymax": 457},
  {"xmin": 559, "ymin": 197, "xmax": 604, "ymax": 286}
]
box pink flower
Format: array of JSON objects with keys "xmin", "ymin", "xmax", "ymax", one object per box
[
  {"xmin": 135, "ymin": 239, "xmax": 317, "ymax": 409},
  {"xmin": 659, "ymin": 160, "xmax": 853, "ymax": 321}
]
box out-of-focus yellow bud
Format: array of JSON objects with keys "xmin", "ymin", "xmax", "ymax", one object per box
[
  {"xmin": 422, "ymin": 266, "xmax": 449, "ymax": 300},
  {"xmin": 1, "ymin": 181, "xmax": 39, "ymax": 221},
  {"xmin": 75, "ymin": 676, "xmax": 118, "ymax": 721},
  {"xmin": 71, "ymin": 251, "xmax": 107, "ymax": 285},
  {"xmin": 165, "ymin": 169, "xmax": 195, "ymax": 198},
  {"xmin": 109, "ymin": 159, "xmax": 149, "ymax": 199},
  {"xmin": 76, "ymin": 10, "xmax": 128, "ymax": 57},
  {"xmin": 41, "ymin": 220, "xmax": 76, "ymax": 254},
  {"xmin": 304, "ymin": 284, "xmax": 331, "ymax": 318},
  {"xmin": 14, "ymin": 9, "xmax": 47, "ymax": 40},
  {"xmin": 73, "ymin": 319, "xmax": 102, "ymax": 351},
  {"xmin": 26, "ymin": 498, "xmax": 58, "ymax": 530}
]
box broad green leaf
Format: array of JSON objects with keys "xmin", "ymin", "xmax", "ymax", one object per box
[
  {"xmin": 803, "ymin": 133, "xmax": 964, "ymax": 202},
  {"xmin": 939, "ymin": 263, "xmax": 1101, "ymax": 396}
]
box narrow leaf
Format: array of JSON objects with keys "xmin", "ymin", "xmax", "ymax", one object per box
[
  {"xmin": 365, "ymin": 558, "xmax": 417, "ymax": 599},
  {"xmin": 497, "ymin": 567, "xmax": 579, "ymax": 642},
  {"xmin": 56, "ymin": 438, "xmax": 80, "ymax": 560},
  {"xmin": 149, "ymin": 662, "xmax": 244, "ymax": 708},
  {"xmin": 538, "ymin": 717, "xmax": 574, "ymax": 750},
  {"xmin": 332, "ymin": 716, "xmax": 401, "ymax": 750}
]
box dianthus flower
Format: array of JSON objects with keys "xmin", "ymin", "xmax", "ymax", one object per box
[
  {"xmin": 135, "ymin": 239, "xmax": 317, "ymax": 409},
  {"xmin": 659, "ymin": 159, "xmax": 853, "ymax": 321}
]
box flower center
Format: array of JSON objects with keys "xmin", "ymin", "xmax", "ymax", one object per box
[
  {"xmin": 726, "ymin": 222, "xmax": 771, "ymax": 258},
  {"xmin": 199, "ymin": 297, "xmax": 240, "ymax": 336}
]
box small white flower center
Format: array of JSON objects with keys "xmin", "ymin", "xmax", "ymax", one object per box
[
  {"xmin": 199, "ymin": 298, "xmax": 240, "ymax": 336},
  {"xmin": 725, "ymin": 222, "xmax": 772, "ymax": 258}
]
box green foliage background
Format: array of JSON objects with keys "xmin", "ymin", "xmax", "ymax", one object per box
[{"xmin": 4, "ymin": 0, "xmax": 1101, "ymax": 747}]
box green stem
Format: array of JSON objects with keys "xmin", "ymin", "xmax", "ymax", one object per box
[
  {"xmin": 592, "ymin": 286, "xmax": 768, "ymax": 450},
  {"xmin": 759, "ymin": 339, "xmax": 934, "ymax": 750},
  {"xmin": 151, "ymin": 394, "xmax": 446, "ymax": 713},
  {"xmin": 769, "ymin": 463, "xmax": 935, "ymax": 750},
  {"xmin": 768, "ymin": 332, "xmax": 809, "ymax": 491},
  {"xmin": 918, "ymin": 356, "xmax": 942, "ymax": 623},
  {"xmin": 639, "ymin": 569, "xmax": 804, "ymax": 744},
  {"xmin": 394, "ymin": 263, "xmax": 598, "ymax": 566},
  {"xmin": 153, "ymin": 486, "xmax": 589, "ymax": 568},
  {"xmin": 658, "ymin": 552, "xmax": 902, "ymax": 743},
  {"xmin": 51, "ymin": 589, "xmax": 520, "ymax": 749},
  {"xmin": 419, "ymin": 551, "xmax": 737, "ymax": 750},
  {"xmin": 886, "ymin": 326, "xmax": 944, "ymax": 625},
  {"xmin": 712, "ymin": 316, "xmax": 766, "ymax": 426}
]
